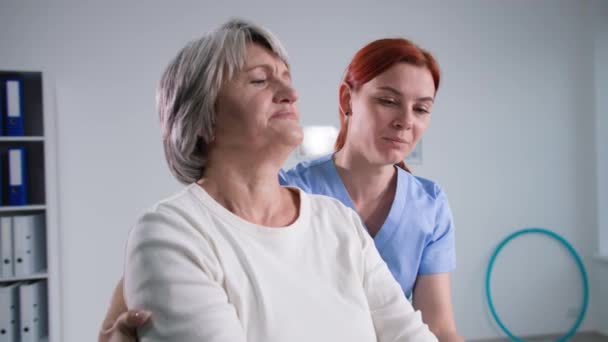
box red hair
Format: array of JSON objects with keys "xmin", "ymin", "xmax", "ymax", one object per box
[{"xmin": 334, "ymin": 38, "xmax": 441, "ymax": 173}]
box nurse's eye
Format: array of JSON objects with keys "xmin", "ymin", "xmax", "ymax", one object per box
[
  {"xmin": 414, "ymin": 106, "xmax": 430, "ymax": 114},
  {"xmin": 377, "ymin": 97, "xmax": 398, "ymax": 106},
  {"xmin": 250, "ymin": 79, "xmax": 267, "ymax": 85}
]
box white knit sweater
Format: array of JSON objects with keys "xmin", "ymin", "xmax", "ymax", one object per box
[{"xmin": 124, "ymin": 184, "xmax": 437, "ymax": 342}]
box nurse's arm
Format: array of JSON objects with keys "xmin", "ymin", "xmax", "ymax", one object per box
[
  {"xmin": 412, "ymin": 273, "xmax": 464, "ymax": 342},
  {"xmin": 98, "ymin": 277, "xmax": 150, "ymax": 342}
]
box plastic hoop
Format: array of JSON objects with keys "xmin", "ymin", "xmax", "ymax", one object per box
[{"xmin": 485, "ymin": 228, "xmax": 589, "ymax": 342}]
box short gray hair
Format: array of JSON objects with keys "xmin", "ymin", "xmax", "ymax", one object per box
[{"xmin": 157, "ymin": 18, "xmax": 289, "ymax": 184}]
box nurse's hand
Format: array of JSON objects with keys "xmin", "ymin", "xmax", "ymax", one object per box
[
  {"xmin": 98, "ymin": 278, "xmax": 151, "ymax": 342},
  {"xmin": 99, "ymin": 310, "xmax": 150, "ymax": 342}
]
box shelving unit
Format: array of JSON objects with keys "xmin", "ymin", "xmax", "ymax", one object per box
[{"xmin": 0, "ymin": 70, "xmax": 60, "ymax": 342}]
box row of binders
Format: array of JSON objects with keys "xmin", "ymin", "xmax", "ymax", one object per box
[
  {"xmin": 0, "ymin": 214, "xmax": 46, "ymax": 279},
  {"xmin": 1, "ymin": 147, "xmax": 28, "ymax": 206},
  {"xmin": 0, "ymin": 280, "xmax": 47, "ymax": 342},
  {"xmin": 0, "ymin": 79, "xmax": 26, "ymax": 136}
]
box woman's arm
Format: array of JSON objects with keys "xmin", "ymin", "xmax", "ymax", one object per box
[
  {"xmin": 98, "ymin": 278, "xmax": 150, "ymax": 342},
  {"xmin": 351, "ymin": 210, "xmax": 438, "ymax": 342},
  {"xmin": 413, "ymin": 274, "xmax": 464, "ymax": 342},
  {"xmin": 124, "ymin": 207, "xmax": 247, "ymax": 342}
]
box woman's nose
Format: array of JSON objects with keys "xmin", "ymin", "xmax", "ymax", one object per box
[{"xmin": 274, "ymin": 81, "xmax": 298, "ymax": 104}]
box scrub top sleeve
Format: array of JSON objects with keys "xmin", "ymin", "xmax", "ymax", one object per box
[{"xmin": 418, "ymin": 187, "xmax": 456, "ymax": 275}]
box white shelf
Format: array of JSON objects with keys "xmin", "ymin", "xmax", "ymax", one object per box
[
  {"xmin": 0, "ymin": 70, "xmax": 60, "ymax": 341},
  {"xmin": 0, "ymin": 205, "xmax": 46, "ymax": 212},
  {"xmin": 0, "ymin": 272, "xmax": 48, "ymax": 283},
  {"xmin": 0, "ymin": 136, "xmax": 44, "ymax": 142}
]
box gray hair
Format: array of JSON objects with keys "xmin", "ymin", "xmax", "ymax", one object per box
[{"xmin": 157, "ymin": 18, "xmax": 289, "ymax": 184}]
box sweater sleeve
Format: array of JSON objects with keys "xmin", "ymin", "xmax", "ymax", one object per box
[
  {"xmin": 124, "ymin": 206, "xmax": 247, "ymax": 342},
  {"xmin": 351, "ymin": 210, "xmax": 438, "ymax": 342}
]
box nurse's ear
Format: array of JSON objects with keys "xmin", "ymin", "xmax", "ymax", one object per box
[{"xmin": 339, "ymin": 82, "xmax": 353, "ymax": 118}]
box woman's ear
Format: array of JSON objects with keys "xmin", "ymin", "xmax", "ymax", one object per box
[{"xmin": 338, "ymin": 82, "xmax": 353, "ymax": 116}]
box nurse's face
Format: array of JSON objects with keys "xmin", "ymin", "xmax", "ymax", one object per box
[
  {"xmin": 214, "ymin": 43, "xmax": 302, "ymax": 154},
  {"xmin": 340, "ymin": 63, "xmax": 435, "ymax": 166}
]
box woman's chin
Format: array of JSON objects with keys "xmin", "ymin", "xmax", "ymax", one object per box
[
  {"xmin": 279, "ymin": 126, "xmax": 304, "ymax": 147},
  {"xmin": 287, "ymin": 134, "xmax": 304, "ymax": 149}
]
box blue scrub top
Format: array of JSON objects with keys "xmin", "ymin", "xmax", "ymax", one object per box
[{"xmin": 279, "ymin": 154, "xmax": 456, "ymax": 298}]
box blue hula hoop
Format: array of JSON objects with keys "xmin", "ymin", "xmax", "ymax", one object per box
[{"xmin": 485, "ymin": 228, "xmax": 589, "ymax": 342}]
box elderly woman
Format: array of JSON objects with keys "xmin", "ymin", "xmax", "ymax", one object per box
[{"xmin": 120, "ymin": 18, "xmax": 437, "ymax": 341}]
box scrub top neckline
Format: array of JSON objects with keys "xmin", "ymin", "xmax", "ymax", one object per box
[{"xmin": 326, "ymin": 155, "xmax": 408, "ymax": 249}]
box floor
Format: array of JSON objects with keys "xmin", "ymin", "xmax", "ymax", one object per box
[{"xmin": 472, "ymin": 332, "xmax": 608, "ymax": 342}]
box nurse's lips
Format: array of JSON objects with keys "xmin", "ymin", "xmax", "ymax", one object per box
[{"xmin": 383, "ymin": 137, "xmax": 408, "ymax": 144}]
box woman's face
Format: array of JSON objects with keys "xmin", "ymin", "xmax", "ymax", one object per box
[
  {"xmin": 214, "ymin": 43, "xmax": 302, "ymax": 154},
  {"xmin": 342, "ymin": 63, "xmax": 435, "ymax": 166}
]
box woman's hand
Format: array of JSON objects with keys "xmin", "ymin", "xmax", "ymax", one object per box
[{"xmin": 98, "ymin": 277, "xmax": 151, "ymax": 342}]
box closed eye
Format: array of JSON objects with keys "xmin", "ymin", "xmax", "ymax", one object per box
[
  {"xmin": 377, "ymin": 97, "xmax": 399, "ymax": 106},
  {"xmin": 415, "ymin": 107, "xmax": 430, "ymax": 114},
  {"xmin": 251, "ymin": 79, "xmax": 267, "ymax": 85}
]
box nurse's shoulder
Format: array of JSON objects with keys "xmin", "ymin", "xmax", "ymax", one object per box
[
  {"xmin": 279, "ymin": 154, "xmax": 334, "ymax": 191},
  {"xmin": 398, "ymin": 168, "xmax": 449, "ymax": 208}
]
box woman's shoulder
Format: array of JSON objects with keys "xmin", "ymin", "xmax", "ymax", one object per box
[
  {"xmin": 304, "ymin": 190, "xmax": 351, "ymax": 212},
  {"xmin": 144, "ymin": 184, "xmax": 204, "ymax": 218},
  {"xmin": 300, "ymin": 190, "xmax": 369, "ymax": 243},
  {"xmin": 301, "ymin": 190, "xmax": 363, "ymax": 231},
  {"xmin": 128, "ymin": 184, "xmax": 211, "ymax": 243},
  {"xmin": 125, "ymin": 185, "xmax": 224, "ymax": 283}
]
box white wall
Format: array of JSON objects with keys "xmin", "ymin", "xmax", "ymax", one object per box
[
  {"xmin": 413, "ymin": 1, "xmax": 599, "ymax": 338},
  {"xmin": 0, "ymin": 0, "xmax": 602, "ymax": 340},
  {"xmin": 594, "ymin": 0, "xmax": 608, "ymax": 259},
  {"xmin": 596, "ymin": 265, "xmax": 608, "ymax": 336},
  {"xmin": 592, "ymin": 0, "xmax": 608, "ymax": 335}
]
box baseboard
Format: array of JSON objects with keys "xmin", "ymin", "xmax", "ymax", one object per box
[{"xmin": 469, "ymin": 331, "xmax": 608, "ymax": 342}]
